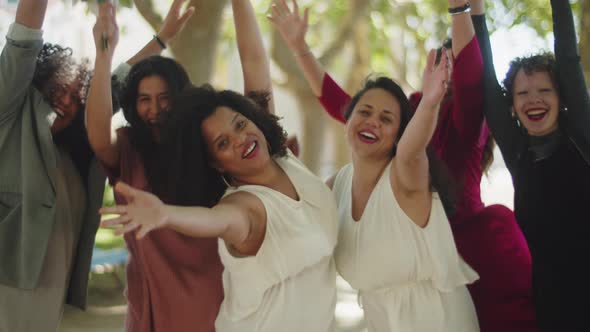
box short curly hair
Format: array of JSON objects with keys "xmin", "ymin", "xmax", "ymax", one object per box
[
  {"xmin": 33, "ymin": 43, "xmax": 91, "ymax": 107},
  {"xmin": 502, "ymin": 52, "xmax": 559, "ymax": 104},
  {"xmin": 152, "ymin": 85, "xmax": 287, "ymax": 206}
]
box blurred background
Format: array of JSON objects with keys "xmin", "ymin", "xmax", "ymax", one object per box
[{"xmin": 1, "ymin": 0, "xmax": 589, "ymax": 330}]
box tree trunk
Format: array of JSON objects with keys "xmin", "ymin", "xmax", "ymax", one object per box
[
  {"xmin": 169, "ymin": 0, "xmax": 228, "ymax": 84},
  {"xmin": 580, "ymin": 0, "xmax": 590, "ymax": 87}
]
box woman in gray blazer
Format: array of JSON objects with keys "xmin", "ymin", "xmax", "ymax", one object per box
[{"xmin": 0, "ymin": 1, "xmax": 185, "ymax": 331}]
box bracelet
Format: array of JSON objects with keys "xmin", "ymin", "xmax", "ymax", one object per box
[
  {"xmin": 448, "ymin": 2, "xmax": 471, "ymax": 15},
  {"xmin": 293, "ymin": 49, "xmax": 312, "ymax": 58},
  {"xmin": 154, "ymin": 34, "xmax": 167, "ymax": 50}
]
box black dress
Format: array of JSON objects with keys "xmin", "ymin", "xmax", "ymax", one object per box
[{"xmin": 475, "ymin": 1, "xmax": 590, "ymax": 330}]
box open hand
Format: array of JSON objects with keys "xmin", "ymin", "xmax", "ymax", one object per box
[
  {"xmin": 158, "ymin": 0, "xmax": 196, "ymax": 43},
  {"xmin": 100, "ymin": 182, "xmax": 168, "ymax": 239},
  {"xmin": 267, "ymin": 0, "xmax": 310, "ymax": 55},
  {"xmin": 421, "ymin": 49, "xmax": 450, "ymax": 108}
]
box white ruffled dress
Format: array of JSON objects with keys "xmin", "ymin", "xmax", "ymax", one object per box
[{"xmin": 332, "ymin": 162, "xmax": 480, "ymax": 332}]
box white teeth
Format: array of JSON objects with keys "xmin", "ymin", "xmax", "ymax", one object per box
[
  {"xmin": 360, "ymin": 132, "xmax": 377, "ymax": 140},
  {"xmin": 54, "ymin": 109, "xmax": 65, "ymax": 118},
  {"xmin": 527, "ymin": 110, "xmax": 546, "ymax": 116},
  {"xmin": 243, "ymin": 141, "xmax": 257, "ymax": 158}
]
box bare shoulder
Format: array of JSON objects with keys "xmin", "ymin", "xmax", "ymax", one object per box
[{"xmin": 220, "ymin": 190, "xmax": 268, "ymax": 256}]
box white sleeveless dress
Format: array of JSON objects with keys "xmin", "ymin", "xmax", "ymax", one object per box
[
  {"xmin": 215, "ymin": 152, "xmax": 339, "ymax": 332},
  {"xmin": 332, "ymin": 162, "xmax": 480, "ymax": 332}
]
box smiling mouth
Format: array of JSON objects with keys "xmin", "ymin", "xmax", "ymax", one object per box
[
  {"xmin": 525, "ymin": 109, "xmax": 548, "ymax": 121},
  {"xmin": 242, "ymin": 141, "xmax": 257, "ymax": 159},
  {"xmin": 358, "ymin": 131, "xmax": 378, "ymax": 143},
  {"xmin": 53, "ymin": 108, "xmax": 65, "ymax": 118}
]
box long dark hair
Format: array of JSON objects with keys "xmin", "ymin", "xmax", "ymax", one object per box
[
  {"xmin": 152, "ymin": 85, "xmax": 287, "ymax": 207},
  {"xmin": 344, "ymin": 76, "xmax": 457, "ymax": 215},
  {"xmin": 34, "ymin": 43, "xmax": 94, "ymax": 183},
  {"xmin": 119, "ymin": 56, "xmax": 191, "ymax": 188}
]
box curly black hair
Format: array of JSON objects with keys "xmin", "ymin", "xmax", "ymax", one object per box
[
  {"xmin": 502, "ymin": 52, "xmax": 560, "ymax": 104},
  {"xmin": 152, "ymin": 85, "xmax": 287, "ymax": 207},
  {"xmin": 343, "ymin": 76, "xmax": 457, "ymax": 216}
]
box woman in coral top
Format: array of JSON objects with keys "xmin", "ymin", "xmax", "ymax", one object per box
[
  {"xmin": 270, "ymin": 0, "xmax": 537, "ymax": 331},
  {"xmin": 86, "ymin": 1, "xmax": 275, "ymax": 331}
]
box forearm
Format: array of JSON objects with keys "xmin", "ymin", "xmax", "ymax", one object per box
[
  {"xmin": 318, "ymin": 73, "xmax": 349, "ymax": 123},
  {"xmin": 164, "ymin": 204, "xmax": 247, "ymax": 244},
  {"xmin": 232, "ymin": 0, "xmax": 273, "ymax": 112},
  {"xmin": 15, "ymin": 0, "xmax": 48, "ymax": 30},
  {"xmin": 86, "ymin": 55, "xmax": 118, "ymax": 166},
  {"xmin": 451, "ymin": 37, "xmax": 484, "ymax": 139},
  {"xmin": 294, "ymin": 45, "xmax": 325, "ymax": 97},
  {"xmin": 125, "ymin": 37, "xmax": 166, "ymax": 66},
  {"xmin": 397, "ymin": 100, "xmax": 440, "ymax": 163},
  {"xmin": 449, "ymin": 0, "xmax": 475, "ymax": 56}
]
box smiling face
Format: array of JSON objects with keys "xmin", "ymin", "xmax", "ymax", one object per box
[
  {"xmin": 511, "ymin": 69, "xmax": 560, "ymax": 136},
  {"xmin": 47, "ymin": 80, "xmax": 82, "ymax": 134},
  {"xmin": 135, "ymin": 75, "xmax": 171, "ymax": 128},
  {"xmin": 201, "ymin": 106, "xmax": 271, "ymax": 179},
  {"xmin": 346, "ymin": 88, "xmax": 402, "ymax": 160}
]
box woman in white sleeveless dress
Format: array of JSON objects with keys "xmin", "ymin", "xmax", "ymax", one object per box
[
  {"xmin": 99, "ymin": 84, "xmax": 338, "ymax": 332},
  {"xmin": 330, "ymin": 66, "xmax": 479, "ymax": 332},
  {"xmin": 270, "ymin": 1, "xmax": 480, "ymax": 330}
]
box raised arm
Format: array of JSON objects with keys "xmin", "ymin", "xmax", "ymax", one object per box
[
  {"xmin": 100, "ymin": 182, "xmax": 257, "ymax": 247},
  {"xmin": 231, "ymin": 0, "xmax": 274, "ymax": 114},
  {"xmin": 15, "ymin": 0, "xmax": 48, "ymax": 29},
  {"xmin": 269, "ymin": 0, "xmax": 348, "ymax": 122},
  {"xmin": 448, "ymin": 0, "xmax": 484, "ymax": 141},
  {"xmin": 0, "ymin": 0, "xmax": 46, "ymax": 122},
  {"xmin": 125, "ymin": 0, "xmax": 195, "ymax": 66},
  {"xmin": 471, "ymin": 0, "xmax": 523, "ymax": 173},
  {"xmin": 551, "ymin": 0, "xmax": 590, "ymax": 151},
  {"xmin": 394, "ymin": 50, "xmax": 449, "ymax": 192},
  {"xmin": 85, "ymin": 2, "xmax": 120, "ymax": 169}
]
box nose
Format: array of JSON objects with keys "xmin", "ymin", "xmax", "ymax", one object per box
[{"xmin": 365, "ymin": 115, "xmax": 380, "ymax": 128}]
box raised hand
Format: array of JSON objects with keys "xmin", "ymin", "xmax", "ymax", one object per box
[
  {"xmin": 92, "ymin": 1, "xmax": 119, "ymax": 57},
  {"xmin": 158, "ymin": 0, "xmax": 196, "ymax": 44},
  {"xmin": 267, "ymin": 0, "xmax": 310, "ymax": 55},
  {"xmin": 421, "ymin": 49, "xmax": 450, "ymax": 108},
  {"xmin": 100, "ymin": 182, "xmax": 168, "ymax": 239}
]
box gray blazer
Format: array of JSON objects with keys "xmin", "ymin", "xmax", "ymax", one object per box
[{"xmin": 0, "ymin": 30, "xmax": 105, "ymax": 309}]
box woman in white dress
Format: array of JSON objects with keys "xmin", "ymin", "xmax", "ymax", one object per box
[
  {"xmin": 99, "ymin": 84, "xmax": 339, "ymax": 332},
  {"xmin": 269, "ymin": 2, "xmax": 480, "ymax": 330}
]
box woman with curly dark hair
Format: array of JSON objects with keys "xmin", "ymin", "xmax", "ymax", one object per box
[
  {"xmin": 86, "ymin": 1, "xmax": 279, "ymax": 331},
  {"xmin": 100, "ymin": 83, "xmax": 340, "ymax": 331},
  {"xmin": 478, "ymin": 0, "xmax": 590, "ymax": 330},
  {"xmin": 0, "ymin": 1, "xmax": 104, "ymax": 331},
  {"xmin": 0, "ymin": 1, "xmax": 190, "ymax": 330}
]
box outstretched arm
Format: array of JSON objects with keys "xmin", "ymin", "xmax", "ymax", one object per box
[
  {"xmin": 551, "ymin": 0, "xmax": 590, "ymax": 151},
  {"xmin": 232, "ymin": 0, "xmax": 274, "ymax": 114},
  {"xmin": 471, "ymin": 0, "xmax": 523, "ymax": 173},
  {"xmin": 0, "ymin": 0, "xmax": 46, "ymax": 122},
  {"xmin": 394, "ymin": 50, "xmax": 449, "ymax": 192},
  {"xmin": 448, "ymin": 0, "xmax": 484, "ymax": 141},
  {"xmin": 268, "ymin": 0, "xmax": 348, "ymax": 122},
  {"xmin": 125, "ymin": 0, "xmax": 195, "ymax": 66},
  {"xmin": 15, "ymin": 0, "xmax": 48, "ymax": 29},
  {"xmin": 100, "ymin": 182, "xmax": 257, "ymax": 247},
  {"xmin": 86, "ymin": 2, "xmax": 121, "ymax": 169}
]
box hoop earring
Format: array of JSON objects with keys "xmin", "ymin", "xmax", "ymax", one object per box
[{"xmin": 221, "ymin": 173, "xmax": 234, "ymax": 188}]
